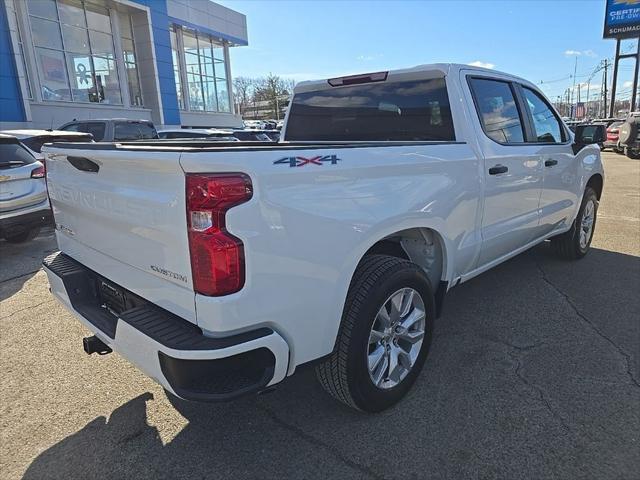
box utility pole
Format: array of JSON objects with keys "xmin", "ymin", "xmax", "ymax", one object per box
[
  {"xmin": 604, "ymin": 59, "xmax": 608, "ymax": 118},
  {"xmin": 585, "ymin": 81, "xmax": 591, "ymax": 119},
  {"xmin": 610, "ymin": 40, "xmax": 621, "ymax": 117},
  {"xmin": 570, "ymin": 56, "xmax": 578, "ymax": 110}
]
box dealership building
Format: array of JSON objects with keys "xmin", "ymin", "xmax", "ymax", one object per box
[{"xmin": 0, "ymin": 0, "xmax": 248, "ymax": 129}]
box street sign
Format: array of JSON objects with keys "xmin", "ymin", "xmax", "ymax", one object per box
[{"xmin": 603, "ymin": 0, "xmax": 640, "ymax": 39}]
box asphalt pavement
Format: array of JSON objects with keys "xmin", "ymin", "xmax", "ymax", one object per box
[{"xmin": 1, "ymin": 151, "xmax": 638, "ymax": 479}]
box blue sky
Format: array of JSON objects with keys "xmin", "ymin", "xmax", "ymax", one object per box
[{"xmin": 218, "ymin": 0, "xmax": 638, "ymax": 104}]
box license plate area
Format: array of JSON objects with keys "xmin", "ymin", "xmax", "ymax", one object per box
[{"xmin": 99, "ymin": 279, "xmax": 127, "ymax": 315}]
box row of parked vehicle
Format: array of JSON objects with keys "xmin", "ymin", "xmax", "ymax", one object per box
[
  {"xmin": 0, "ymin": 118, "xmax": 282, "ymax": 244},
  {"xmin": 567, "ymin": 115, "xmax": 640, "ymax": 159}
]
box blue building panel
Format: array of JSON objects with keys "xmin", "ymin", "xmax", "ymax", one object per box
[
  {"xmin": 129, "ymin": 0, "xmax": 180, "ymax": 125},
  {"xmin": 0, "ymin": 0, "xmax": 25, "ymax": 122}
]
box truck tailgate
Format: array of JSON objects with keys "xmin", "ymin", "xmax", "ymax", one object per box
[{"xmin": 44, "ymin": 146, "xmax": 196, "ymax": 323}]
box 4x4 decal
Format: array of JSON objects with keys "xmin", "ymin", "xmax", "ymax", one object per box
[{"xmin": 273, "ymin": 155, "xmax": 341, "ymax": 167}]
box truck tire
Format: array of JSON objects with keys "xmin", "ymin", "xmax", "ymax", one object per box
[
  {"xmin": 3, "ymin": 227, "xmax": 40, "ymax": 244},
  {"xmin": 316, "ymin": 254, "xmax": 435, "ymax": 412},
  {"xmin": 550, "ymin": 187, "xmax": 598, "ymax": 259},
  {"xmin": 626, "ymin": 147, "xmax": 640, "ymax": 159}
]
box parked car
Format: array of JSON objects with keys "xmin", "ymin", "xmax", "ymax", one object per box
[
  {"xmin": 0, "ymin": 130, "xmax": 93, "ymax": 244},
  {"xmin": 276, "ymin": 120, "xmax": 285, "ymax": 130},
  {"xmin": 0, "ymin": 135, "xmax": 50, "ymax": 243},
  {"xmin": 241, "ymin": 129, "xmax": 280, "ymax": 141},
  {"xmin": 616, "ymin": 112, "xmax": 640, "ymax": 159},
  {"xmin": 593, "ymin": 117, "xmax": 623, "ymax": 128},
  {"xmin": 42, "ymin": 64, "xmax": 604, "ymax": 412},
  {"xmin": 231, "ymin": 130, "xmax": 272, "ymax": 141},
  {"xmin": 243, "ymin": 119, "xmax": 266, "ymax": 129},
  {"xmin": 158, "ymin": 129, "xmax": 239, "ymax": 141},
  {"xmin": 604, "ymin": 121, "xmax": 624, "ymax": 152},
  {"xmin": 0, "ymin": 129, "xmax": 94, "ymax": 160},
  {"xmin": 59, "ymin": 119, "xmax": 158, "ymax": 142}
]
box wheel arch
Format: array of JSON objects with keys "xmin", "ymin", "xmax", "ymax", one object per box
[{"xmin": 586, "ymin": 173, "xmax": 603, "ymax": 200}]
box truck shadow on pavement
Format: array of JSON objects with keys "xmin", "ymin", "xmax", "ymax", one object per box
[{"xmin": 22, "ymin": 244, "xmax": 640, "ymax": 480}]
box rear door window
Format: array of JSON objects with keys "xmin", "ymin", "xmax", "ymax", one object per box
[
  {"xmin": 114, "ymin": 122, "xmax": 157, "ymax": 141},
  {"xmin": 0, "ymin": 142, "xmax": 36, "ymax": 169},
  {"xmin": 521, "ymin": 87, "xmax": 565, "ymax": 143},
  {"xmin": 469, "ymin": 78, "xmax": 525, "ymax": 144},
  {"xmin": 286, "ymin": 78, "xmax": 455, "ymax": 141},
  {"xmin": 60, "ymin": 123, "xmax": 82, "ymax": 132},
  {"xmin": 82, "ymin": 122, "xmax": 106, "ymax": 141}
]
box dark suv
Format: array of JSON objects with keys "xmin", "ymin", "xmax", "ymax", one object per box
[{"xmin": 59, "ymin": 119, "xmax": 158, "ymax": 142}]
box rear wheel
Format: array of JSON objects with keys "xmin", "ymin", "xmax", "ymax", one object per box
[
  {"xmin": 550, "ymin": 187, "xmax": 598, "ymax": 259},
  {"xmin": 316, "ymin": 255, "xmax": 435, "ymax": 412},
  {"xmin": 3, "ymin": 227, "xmax": 40, "ymax": 244}
]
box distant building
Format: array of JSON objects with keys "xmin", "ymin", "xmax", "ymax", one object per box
[{"xmin": 1, "ymin": 0, "xmax": 248, "ymax": 129}]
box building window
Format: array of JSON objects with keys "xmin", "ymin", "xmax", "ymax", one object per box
[
  {"xmin": 14, "ymin": 12, "xmax": 33, "ymax": 99},
  {"xmin": 170, "ymin": 26, "xmax": 183, "ymax": 109},
  {"xmin": 178, "ymin": 27, "xmax": 231, "ymax": 113},
  {"xmin": 119, "ymin": 13, "xmax": 142, "ymax": 106},
  {"xmin": 27, "ymin": 0, "xmax": 121, "ymax": 104}
]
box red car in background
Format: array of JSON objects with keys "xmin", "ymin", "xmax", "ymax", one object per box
[{"xmin": 605, "ymin": 121, "xmax": 625, "ymax": 152}]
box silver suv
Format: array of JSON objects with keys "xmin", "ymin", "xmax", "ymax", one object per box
[
  {"xmin": 0, "ymin": 130, "xmax": 93, "ymax": 243},
  {"xmin": 0, "ymin": 135, "xmax": 50, "ymax": 243}
]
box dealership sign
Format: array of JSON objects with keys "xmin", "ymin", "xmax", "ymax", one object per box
[{"xmin": 603, "ymin": 0, "xmax": 640, "ymax": 39}]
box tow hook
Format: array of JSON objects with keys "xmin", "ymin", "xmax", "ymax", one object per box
[{"xmin": 83, "ymin": 335, "xmax": 112, "ymax": 355}]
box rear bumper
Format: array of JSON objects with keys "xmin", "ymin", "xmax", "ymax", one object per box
[
  {"xmin": 0, "ymin": 204, "xmax": 52, "ymax": 236},
  {"xmin": 42, "ymin": 252, "xmax": 289, "ymax": 401}
]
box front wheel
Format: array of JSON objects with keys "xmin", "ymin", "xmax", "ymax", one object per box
[
  {"xmin": 626, "ymin": 147, "xmax": 640, "ymax": 159},
  {"xmin": 316, "ymin": 255, "xmax": 435, "ymax": 412},
  {"xmin": 550, "ymin": 187, "xmax": 598, "ymax": 259}
]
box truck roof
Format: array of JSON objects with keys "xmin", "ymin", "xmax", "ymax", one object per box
[{"xmin": 294, "ymin": 63, "xmax": 533, "ymax": 92}]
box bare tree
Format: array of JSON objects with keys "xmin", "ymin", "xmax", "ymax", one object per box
[
  {"xmin": 253, "ymin": 73, "xmax": 295, "ymax": 119},
  {"xmin": 233, "ymin": 76, "xmax": 254, "ymax": 116}
]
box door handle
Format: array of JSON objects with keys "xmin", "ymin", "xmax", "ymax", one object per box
[
  {"xmin": 488, "ymin": 165, "xmax": 508, "ymax": 175},
  {"xmin": 545, "ymin": 159, "xmax": 558, "ymax": 167},
  {"xmin": 67, "ymin": 156, "xmax": 100, "ymax": 173}
]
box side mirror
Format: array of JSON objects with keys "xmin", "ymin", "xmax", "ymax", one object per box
[{"xmin": 573, "ymin": 124, "xmax": 605, "ymax": 154}]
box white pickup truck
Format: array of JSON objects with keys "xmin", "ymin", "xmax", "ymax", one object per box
[{"xmin": 42, "ymin": 64, "xmax": 605, "ymax": 412}]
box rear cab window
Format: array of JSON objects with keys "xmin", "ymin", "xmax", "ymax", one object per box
[
  {"xmin": 286, "ymin": 77, "xmax": 455, "ymax": 141},
  {"xmin": 61, "ymin": 122, "xmax": 105, "ymax": 141}
]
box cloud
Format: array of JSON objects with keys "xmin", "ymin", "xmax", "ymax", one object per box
[
  {"xmin": 468, "ymin": 60, "xmax": 495, "ymax": 69},
  {"xmin": 564, "ymin": 49, "xmax": 597, "ymax": 57}
]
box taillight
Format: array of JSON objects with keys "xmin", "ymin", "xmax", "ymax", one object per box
[
  {"xmin": 186, "ymin": 173, "xmax": 253, "ymax": 296},
  {"xmin": 31, "ymin": 164, "xmax": 45, "ymax": 178}
]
